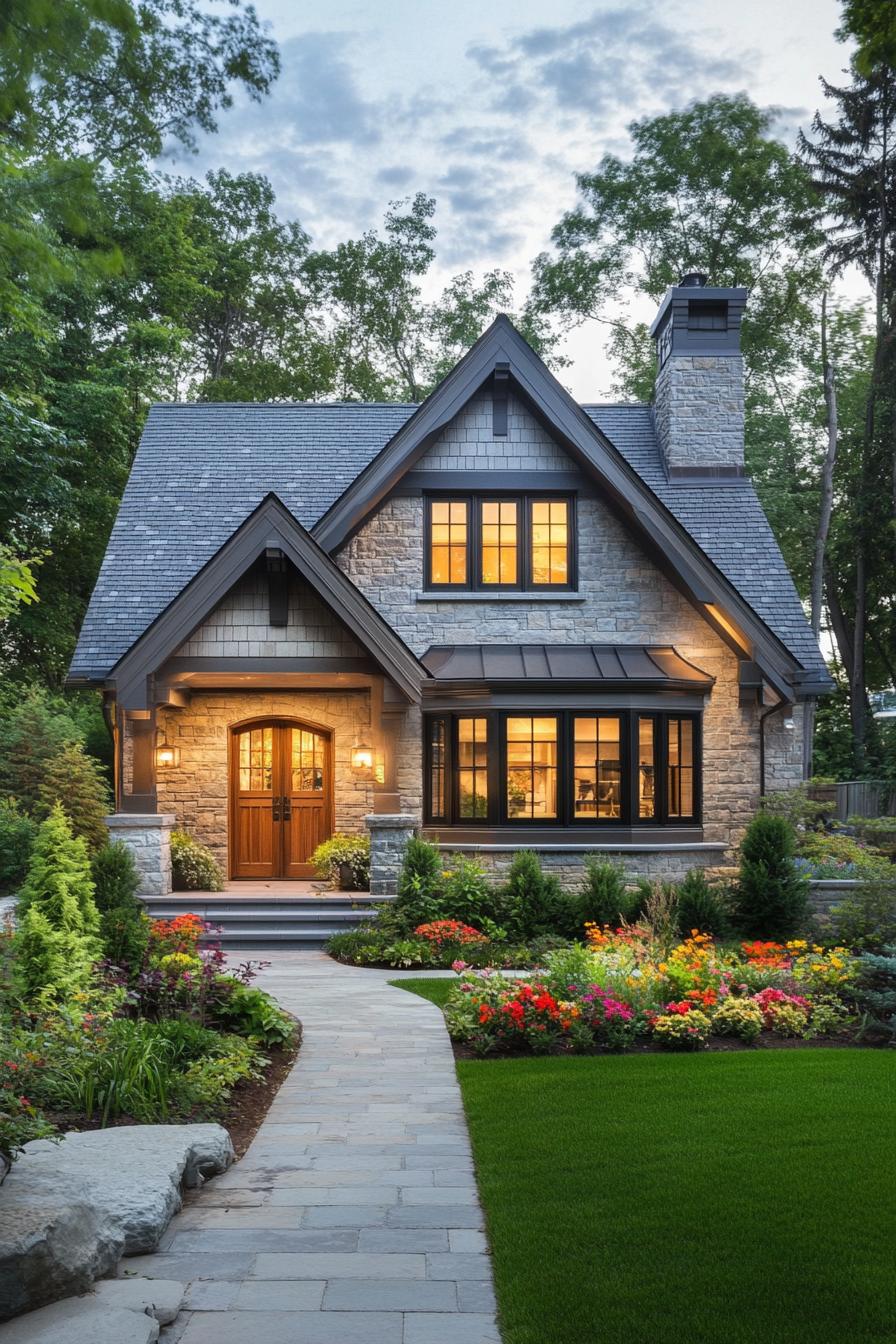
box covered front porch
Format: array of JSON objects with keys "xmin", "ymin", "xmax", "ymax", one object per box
[{"xmin": 95, "ymin": 494, "xmax": 427, "ymax": 898}]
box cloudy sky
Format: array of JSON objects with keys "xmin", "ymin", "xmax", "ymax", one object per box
[{"xmin": 165, "ymin": 0, "xmax": 853, "ymax": 398}]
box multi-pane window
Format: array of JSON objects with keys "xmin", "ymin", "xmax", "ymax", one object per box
[
  {"xmin": 530, "ymin": 500, "xmax": 569, "ymax": 586},
  {"xmin": 667, "ymin": 718, "xmax": 695, "ymax": 818},
  {"xmin": 480, "ymin": 501, "xmax": 519, "ymax": 585},
  {"xmin": 572, "ymin": 716, "xmax": 622, "ymax": 819},
  {"xmin": 457, "ymin": 718, "xmax": 489, "ymax": 817},
  {"xmin": 425, "ymin": 495, "xmax": 574, "ymax": 591},
  {"xmin": 506, "ymin": 717, "xmax": 558, "ymax": 819},
  {"xmin": 425, "ymin": 711, "xmax": 699, "ymax": 826},
  {"xmin": 638, "ymin": 717, "xmax": 656, "ymax": 819},
  {"xmin": 291, "ymin": 729, "xmax": 325, "ymax": 792},
  {"xmin": 238, "ymin": 725, "xmax": 273, "ymax": 792},
  {"xmin": 429, "ymin": 719, "xmax": 447, "ymax": 821},
  {"xmin": 428, "ymin": 500, "xmax": 468, "ymax": 586}
]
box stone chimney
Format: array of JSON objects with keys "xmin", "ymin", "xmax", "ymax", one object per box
[{"xmin": 649, "ymin": 273, "xmax": 748, "ymax": 479}]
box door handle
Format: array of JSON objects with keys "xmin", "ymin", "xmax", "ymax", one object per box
[
  {"xmin": 272, "ymin": 795, "xmax": 281, "ymax": 821},
  {"xmin": 282, "ymin": 796, "xmax": 292, "ymax": 821}
]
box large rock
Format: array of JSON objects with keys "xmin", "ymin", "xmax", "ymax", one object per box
[
  {"xmin": 0, "ymin": 1297, "xmax": 161, "ymax": 1344},
  {"xmin": 0, "ymin": 1125, "xmax": 233, "ymax": 1321}
]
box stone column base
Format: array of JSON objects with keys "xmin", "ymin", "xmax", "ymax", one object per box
[
  {"xmin": 365, "ymin": 813, "xmax": 418, "ymax": 896},
  {"xmin": 104, "ymin": 814, "xmax": 176, "ymax": 898}
]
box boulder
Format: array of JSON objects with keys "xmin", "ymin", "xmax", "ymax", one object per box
[
  {"xmin": 0, "ymin": 1297, "xmax": 161, "ymax": 1344},
  {"xmin": 0, "ymin": 1125, "xmax": 233, "ymax": 1321}
]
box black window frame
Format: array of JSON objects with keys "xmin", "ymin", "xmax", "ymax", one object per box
[
  {"xmin": 423, "ymin": 709, "xmax": 701, "ymax": 827},
  {"xmin": 424, "ymin": 492, "xmax": 577, "ymax": 592}
]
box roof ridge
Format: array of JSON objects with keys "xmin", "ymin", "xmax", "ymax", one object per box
[{"xmin": 148, "ymin": 400, "xmax": 421, "ymax": 409}]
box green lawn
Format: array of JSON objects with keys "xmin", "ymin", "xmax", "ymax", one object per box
[{"xmin": 391, "ymin": 981, "xmax": 896, "ymax": 1344}]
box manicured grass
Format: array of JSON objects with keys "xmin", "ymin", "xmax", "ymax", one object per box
[
  {"xmin": 388, "ymin": 976, "xmax": 455, "ymax": 1007},
  {"xmin": 390, "ymin": 982, "xmax": 895, "ymax": 1344}
]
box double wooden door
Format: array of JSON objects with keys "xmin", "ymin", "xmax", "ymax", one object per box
[{"xmin": 231, "ymin": 721, "xmax": 332, "ymax": 879}]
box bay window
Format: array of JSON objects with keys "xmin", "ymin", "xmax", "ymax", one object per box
[{"xmin": 424, "ymin": 709, "xmax": 700, "ymax": 827}]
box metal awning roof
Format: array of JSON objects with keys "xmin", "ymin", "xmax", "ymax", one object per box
[{"xmin": 421, "ymin": 644, "xmax": 715, "ymax": 690}]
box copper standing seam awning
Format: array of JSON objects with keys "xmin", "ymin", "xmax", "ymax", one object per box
[{"xmin": 420, "ymin": 644, "xmax": 715, "ymax": 692}]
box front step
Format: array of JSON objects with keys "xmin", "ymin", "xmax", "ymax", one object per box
[{"xmin": 140, "ymin": 892, "xmax": 392, "ymax": 948}]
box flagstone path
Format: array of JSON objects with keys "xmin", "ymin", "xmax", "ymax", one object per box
[{"xmin": 131, "ymin": 952, "xmax": 500, "ymax": 1344}]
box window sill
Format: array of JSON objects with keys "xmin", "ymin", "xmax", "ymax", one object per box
[{"xmin": 417, "ymin": 590, "xmax": 585, "ymax": 603}]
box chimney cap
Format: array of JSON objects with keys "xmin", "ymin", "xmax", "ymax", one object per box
[{"xmin": 678, "ymin": 271, "xmax": 709, "ymax": 288}]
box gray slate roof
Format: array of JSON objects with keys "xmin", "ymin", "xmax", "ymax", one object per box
[{"xmin": 69, "ymin": 400, "xmax": 827, "ymax": 682}]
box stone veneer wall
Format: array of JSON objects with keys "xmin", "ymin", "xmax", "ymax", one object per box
[
  {"xmin": 334, "ymin": 389, "xmax": 804, "ymax": 883},
  {"xmin": 153, "ymin": 690, "xmax": 376, "ymax": 874},
  {"xmin": 654, "ymin": 354, "xmax": 745, "ymax": 471}
]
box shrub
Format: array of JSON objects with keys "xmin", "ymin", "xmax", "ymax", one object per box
[
  {"xmin": 499, "ymin": 850, "xmax": 567, "ymax": 940},
  {"xmin": 0, "ymin": 1089, "xmax": 56, "ymax": 1175},
  {"xmin": 394, "ymin": 836, "xmax": 444, "ymax": 929},
  {"xmin": 92, "ymin": 842, "xmax": 149, "ymax": 973},
  {"xmin": 651, "ymin": 1007, "xmax": 712, "ymax": 1050},
  {"xmin": 576, "ymin": 859, "xmax": 634, "ymax": 930},
  {"xmin": 850, "ymin": 946, "xmax": 896, "ymax": 1038},
  {"xmin": 18, "ymin": 803, "xmax": 99, "ymax": 935},
  {"xmin": 311, "ymin": 833, "xmax": 370, "ymax": 890},
  {"xmin": 213, "ymin": 982, "xmax": 297, "ymax": 1047},
  {"xmin": 441, "ymin": 855, "xmax": 497, "ymax": 926},
  {"xmin": 37, "ymin": 742, "xmax": 111, "ymax": 852},
  {"xmin": 711, "ymin": 997, "xmax": 764, "ymax": 1042},
  {"xmin": 829, "ymin": 878, "xmax": 896, "ymax": 951},
  {"xmin": 761, "ymin": 786, "xmax": 831, "ymax": 832},
  {"xmin": 675, "ymin": 870, "xmax": 729, "ymax": 938},
  {"xmin": 0, "ymin": 799, "xmax": 36, "ymax": 892},
  {"xmin": 171, "ymin": 830, "xmax": 224, "ymax": 891},
  {"xmin": 732, "ymin": 812, "xmax": 810, "ymax": 939},
  {"xmin": 795, "ymin": 831, "xmax": 890, "ymax": 878}
]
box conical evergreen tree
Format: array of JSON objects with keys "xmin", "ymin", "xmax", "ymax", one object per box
[
  {"xmin": 37, "ymin": 742, "xmax": 111, "ymax": 853},
  {"xmin": 0, "ymin": 688, "xmax": 79, "ymax": 812},
  {"xmin": 18, "ymin": 803, "xmax": 100, "ymax": 939}
]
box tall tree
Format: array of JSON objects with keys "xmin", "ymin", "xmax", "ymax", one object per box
[
  {"xmin": 528, "ymin": 93, "xmax": 826, "ymax": 583},
  {"xmin": 800, "ymin": 55, "xmax": 896, "ymax": 769}
]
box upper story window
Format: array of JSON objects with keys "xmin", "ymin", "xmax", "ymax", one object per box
[{"xmin": 425, "ymin": 494, "xmax": 575, "ymax": 591}]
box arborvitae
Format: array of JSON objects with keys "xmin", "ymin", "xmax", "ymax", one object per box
[
  {"xmin": 38, "ymin": 742, "xmax": 110, "ymax": 853},
  {"xmin": 92, "ymin": 842, "xmax": 149, "ymax": 973},
  {"xmin": 732, "ymin": 812, "xmax": 810, "ymax": 939},
  {"xmin": 0, "ymin": 688, "xmax": 79, "ymax": 812},
  {"xmin": 394, "ymin": 836, "xmax": 444, "ymax": 928},
  {"xmin": 577, "ymin": 858, "xmax": 634, "ymax": 929},
  {"xmin": 675, "ymin": 869, "xmax": 730, "ymax": 938},
  {"xmin": 500, "ymin": 849, "xmax": 568, "ymax": 940}
]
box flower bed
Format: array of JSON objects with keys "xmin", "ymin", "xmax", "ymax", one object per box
[
  {"xmin": 1, "ymin": 807, "xmax": 298, "ymax": 1175},
  {"xmin": 440, "ymin": 928, "xmax": 873, "ymax": 1056}
]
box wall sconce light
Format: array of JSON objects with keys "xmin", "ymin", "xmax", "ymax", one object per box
[
  {"xmin": 156, "ymin": 731, "xmax": 180, "ymax": 769},
  {"xmin": 351, "ymin": 738, "xmax": 374, "ymax": 773}
]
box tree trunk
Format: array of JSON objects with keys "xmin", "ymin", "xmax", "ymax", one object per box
[{"xmin": 810, "ymin": 291, "xmax": 838, "ymax": 636}]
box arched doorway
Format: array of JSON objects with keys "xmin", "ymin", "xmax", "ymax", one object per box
[{"xmin": 229, "ymin": 719, "xmax": 333, "ymax": 879}]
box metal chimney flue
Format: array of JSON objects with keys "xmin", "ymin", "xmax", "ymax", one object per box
[{"xmin": 678, "ymin": 271, "xmax": 708, "ymax": 287}]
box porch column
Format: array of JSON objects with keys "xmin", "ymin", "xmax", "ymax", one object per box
[
  {"xmin": 365, "ymin": 813, "xmax": 417, "ymax": 896},
  {"xmin": 104, "ymin": 813, "xmax": 176, "ymax": 899}
]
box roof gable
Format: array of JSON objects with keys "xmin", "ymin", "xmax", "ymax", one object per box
[
  {"xmin": 312, "ymin": 317, "xmax": 828, "ymax": 697},
  {"xmin": 111, "ymin": 494, "xmax": 425, "ymax": 708}
]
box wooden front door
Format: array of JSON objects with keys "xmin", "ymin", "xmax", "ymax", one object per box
[{"xmin": 231, "ymin": 721, "xmax": 331, "ymax": 879}]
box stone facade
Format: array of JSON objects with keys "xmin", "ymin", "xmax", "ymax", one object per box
[
  {"xmin": 366, "ymin": 814, "xmax": 417, "ymax": 895},
  {"xmin": 654, "ymin": 354, "xmax": 745, "ymax": 471},
  {"xmin": 105, "ymin": 813, "xmax": 175, "ymax": 897},
  {"xmin": 153, "ymin": 690, "xmax": 376, "ymax": 874},
  {"xmin": 119, "ymin": 388, "xmax": 806, "ymax": 890},
  {"xmin": 332, "ymin": 388, "xmax": 804, "ymax": 885}
]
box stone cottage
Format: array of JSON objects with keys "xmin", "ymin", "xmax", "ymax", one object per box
[{"xmin": 68, "ymin": 278, "xmax": 831, "ymax": 896}]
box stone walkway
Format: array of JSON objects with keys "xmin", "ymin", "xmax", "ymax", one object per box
[{"xmin": 128, "ymin": 953, "xmax": 500, "ymax": 1344}]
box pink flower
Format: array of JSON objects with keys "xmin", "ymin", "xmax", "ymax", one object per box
[{"xmin": 452, "ymin": 960, "xmax": 469, "ymax": 973}]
